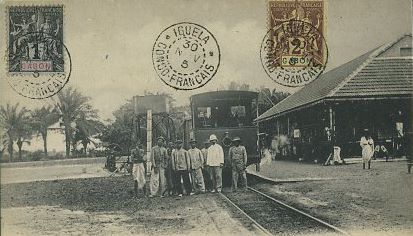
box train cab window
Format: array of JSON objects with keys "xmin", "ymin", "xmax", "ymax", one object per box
[
  {"xmin": 197, "ymin": 107, "xmax": 213, "ymax": 128},
  {"xmin": 191, "ymin": 91, "xmax": 257, "ymax": 129},
  {"xmin": 230, "ymin": 106, "xmax": 246, "ymax": 127}
]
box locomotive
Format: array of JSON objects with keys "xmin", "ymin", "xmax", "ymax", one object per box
[
  {"xmin": 117, "ymin": 91, "xmax": 260, "ymax": 185},
  {"xmin": 188, "ymin": 90, "xmax": 260, "ymax": 186}
]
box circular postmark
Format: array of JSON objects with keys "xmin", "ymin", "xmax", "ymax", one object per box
[
  {"xmin": 260, "ymin": 20, "xmax": 328, "ymax": 87},
  {"xmin": 7, "ymin": 32, "xmax": 71, "ymax": 99},
  {"xmin": 152, "ymin": 22, "xmax": 220, "ymax": 90}
]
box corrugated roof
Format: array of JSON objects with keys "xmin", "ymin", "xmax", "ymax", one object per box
[
  {"xmin": 256, "ymin": 35, "xmax": 413, "ymax": 122},
  {"xmin": 333, "ymin": 58, "xmax": 413, "ymax": 97}
]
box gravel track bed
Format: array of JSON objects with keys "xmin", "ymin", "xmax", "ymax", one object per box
[
  {"xmin": 224, "ymin": 189, "xmax": 337, "ymax": 236},
  {"xmin": 1, "ymin": 176, "xmax": 255, "ymax": 235}
]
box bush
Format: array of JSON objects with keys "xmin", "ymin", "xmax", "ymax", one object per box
[
  {"xmin": 47, "ymin": 152, "xmax": 65, "ymax": 160},
  {"xmin": 1, "ymin": 153, "xmax": 10, "ymax": 163},
  {"xmin": 28, "ymin": 150, "xmax": 45, "ymax": 161}
]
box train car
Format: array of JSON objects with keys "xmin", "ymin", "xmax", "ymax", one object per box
[{"xmin": 189, "ymin": 90, "xmax": 259, "ymax": 186}]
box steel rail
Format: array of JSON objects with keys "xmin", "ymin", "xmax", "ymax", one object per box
[
  {"xmin": 219, "ymin": 192, "xmax": 273, "ymax": 236},
  {"xmin": 247, "ymin": 186, "xmax": 351, "ymax": 235}
]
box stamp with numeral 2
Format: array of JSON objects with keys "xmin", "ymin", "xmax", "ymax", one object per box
[
  {"xmin": 152, "ymin": 22, "xmax": 220, "ymax": 90},
  {"xmin": 261, "ymin": 0, "xmax": 327, "ymax": 87},
  {"xmin": 7, "ymin": 5, "xmax": 71, "ymax": 99}
]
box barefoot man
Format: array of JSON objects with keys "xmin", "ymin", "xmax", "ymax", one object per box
[
  {"xmin": 188, "ymin": 139, "xmax": 205, "ymax": 194},
  {"xmin": 131, "ymin": 142, "xmax": 146, "ymax": 196},
  {"xmin": 149, "ymin": 136, "xmax": 168, "ymax": 197}
]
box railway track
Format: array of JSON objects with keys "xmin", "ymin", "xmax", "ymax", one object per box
[{"xmin": 220, "ymin": 187, "xmax": 350, "ymax": 236}]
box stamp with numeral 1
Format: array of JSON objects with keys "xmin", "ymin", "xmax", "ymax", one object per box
[
  {"xmin": 7, "ymin": 5, "xmax": 71, "ymax": 99},
  {"xmin": 152, "ymin": 22, "xmax": 220, "ymax": 90}
]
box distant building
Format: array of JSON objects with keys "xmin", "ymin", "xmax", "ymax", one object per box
[
  {"xmin": 26, "ymin": 121, "xmax": 66, "ymax": 154},
  {"xmin": 256, "ymin": 34, "xmax": 413, "ymax": 160},
  {"xmin": 26, "ymin": 121, "xmax": 101, "ymax": 155}
]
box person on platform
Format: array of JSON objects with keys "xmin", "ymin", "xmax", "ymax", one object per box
[
  {"xmin": 172, "ymin": 140, "xmax": 193, "ymax": 197},
  {"xmin": 378, "ymin": 145, "xmax": 390, "ymax": 162},
  {"xmin": 229, "ymin": 137, "xmax": 248, "ymax": 192},
  {"xmin": 360, "ymin": 130, "xmax": 374, "ymax": 169},
  {"xmin": 201, "ymin": 140, "xmax": 212, "ymax": 192},
  {"xmin": 207, "ymin": 134, "xmax": 224, "ymax": 193},
  {"xmin": 188, "ymin": 139, "xmax": 206, "ymax": 194},
  {"xmin": 165, "ymin": 141, "xmax": 175, "ymax": 196},
  {"xmin": 149, "ymin": 137, "xmax": 168, "ymax": 197},
  {"xmin": 131, "ymin": 142, "xmax": 146, "ymax": 197}
]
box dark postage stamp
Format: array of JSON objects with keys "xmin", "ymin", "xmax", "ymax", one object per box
[
  {"xmin": 152, "ymin": 22, "xmax": 220, "ymax": 90},
  {"xmin": 261, "ymin": 0, "xmax": 327, "ymax": 87},
  {"xmin": 7, "ymin": 5, "xmax": 71, "ymax": 99}
]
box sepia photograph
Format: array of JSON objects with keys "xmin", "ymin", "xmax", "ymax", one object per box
[{"xmin": 0, "ymin": 0, "xmax": 412, "ymax": 235}]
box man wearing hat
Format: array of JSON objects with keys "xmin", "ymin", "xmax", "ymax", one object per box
[
  {"xmin": 172, "ymin": 139, "xmax": 193, "ymax": 196},
  {"xmin": 131, "ymin": 142, "xmax": 146, "ymax": 196},
  {"xmin": 149, "ymin": 136, "xmax": 168, "ymax": 197},
  {"xmin": 188, "ymin": 139, "xmax": 206, "ymax": 193},
  {"xmin": 228, "ymin": 137, "xmax": 248, "ymax": 192},
  {"xmin": 201, "ymin": 140, "xmax": 212, "ymax": 192},
  {"xmin": 207, "ymin": 134, "xmax": 224, "ymax": 193},
  {"xmin": 165, "ymin": 141, "xmax": 176, "ymax": 196}
]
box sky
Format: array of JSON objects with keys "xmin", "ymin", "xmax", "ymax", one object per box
[{"xmin": 0, "ymin": 0, "xmax": 412, "ymax": 121}]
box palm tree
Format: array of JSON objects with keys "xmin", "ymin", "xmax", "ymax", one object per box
[
  {"xmin": 31, "ymin": 106, "xmax": 60, "ymax": 156},
  {"xmin": 73, "ymin": 117, "xmax": 104, "ymax": 155},
  {"xmin": 54, "ymin": 87, "xmax": 99, "ymax": 157},
  {"xmin": 0, "ymin": 103, "xmax": 30, "ymax": 162},
  {"xmin": 257, "ymin": 87, "xmax": 290, "ymax": 115},
  {"xmin": 15, "ymin": 123, "xmax": 32, "ymax": 160},
  {"xmin": 0, "ymin": 133, "xmax": 8, "ymax": 160}
]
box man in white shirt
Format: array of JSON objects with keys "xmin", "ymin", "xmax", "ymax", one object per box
[{"xmin": 207, "ymin": 134, "xmax": 224, "ymax": 193}]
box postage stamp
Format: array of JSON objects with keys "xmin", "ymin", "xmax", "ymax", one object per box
[
  {"xmin": 6, "ymin": 5, "xmax": 71, "ymax": 99},
  {"xmin": 152, "ymin": 22, "xmax": 220, "ymax": 90},
  {"xmin": 261, "ymin": 0, "xmax": 327, "ymax": 87}
]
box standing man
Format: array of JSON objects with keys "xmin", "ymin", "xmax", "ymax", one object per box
[
  {"xmin": 188, "ymin": 139, "xmax": 206, "ymax": 194},
  {"xmin": 207, "ymin": 134, "xmax": 224, "ymax": 193},
  {"xmin": 229, "ymin": 137, "xmax": 248, "ymax": 192},
  {"xmin": 165, "ymin": 141, "xmax": 175, "ymax": 196},
  {"xmin": 201, "ymin": 140, "xmax": 212, "ymax": 192},
  {"xmin": 172, "ymin": 140, "xmax": 193, "ymax": 197},
  {"xmin": 131, "ymin": 142, "xmax": 146, "ymax": 197},
  {"xmin": 150, "ymin": 137, "xmax": 168, "ymax": 197}
]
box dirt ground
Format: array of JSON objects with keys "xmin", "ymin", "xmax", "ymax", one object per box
[
  {"xmin": 1, "ymin": 176, "xmax": 259, "ymax": 235},
  {"xmin": 251, "ymin": 160, "xmax": 413, "ymax": 235},
  {"xmin": 1, "ymin": 163, "xmax": 110, "ymax": 184}
]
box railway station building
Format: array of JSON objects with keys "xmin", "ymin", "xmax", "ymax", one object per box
[{"xmin": 255, "ymin": 34, "xmax": 413, "ymax": 161}]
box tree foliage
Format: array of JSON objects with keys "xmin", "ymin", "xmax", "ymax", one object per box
[
  {"xmin": 54, "ymin": 86, "xmax": 100, "ymax": 157},
  {"xmin": 226, "ymin": 81, "xmax": 290, "ymax": 115},
  {"xmin": 100, "ymin": 92, "xmax": 188, "ymax": 153},
  {"xmin": 31, "ymin": 106, "xmax": 60, "ymax": 156},
  {"xmin": 100, "ymin": 98, "xmax": 135, "ymax": 154},
  {"xmin": 257, "ymin": 87, "xmax": 290, "ymax": 115},
  {"xmin": 0, "ymin": 103, "xmax": 31, "ymax": 161},
  {"xmin": 227, "ymin": 81, "xmax": 250, "ymax": 91}
]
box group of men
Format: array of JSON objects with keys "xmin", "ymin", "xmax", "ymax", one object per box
[{"xmin": 130, "ymin": 134, "xmax": 248, "ymax": 197}]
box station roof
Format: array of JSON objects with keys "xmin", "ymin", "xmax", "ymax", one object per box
[{"xmin": 256, "ymin": 34, "xmax": 413, "ymax": 122}]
